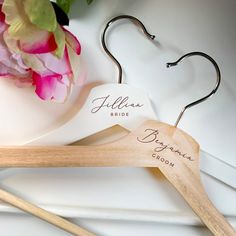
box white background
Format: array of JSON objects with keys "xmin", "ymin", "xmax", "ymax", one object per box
[{"xmin": 0, "ymin": 0, "xmax": 236, "ymax": 235}]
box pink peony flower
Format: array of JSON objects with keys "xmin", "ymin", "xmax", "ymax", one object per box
[{"xmin": 0, "ymin": 0, "xmax": 81, "ymax": 102}]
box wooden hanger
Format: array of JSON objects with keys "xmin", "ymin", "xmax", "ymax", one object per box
[
  {"xmin": 0, "ymin": 120, "xmax": 235, "ymax": 235},
  {"xmin": 0, "ymin": 52, "xmax": 235, "ymax": 236},
  {"xmin": 24, "ymin": 14, "xmax": 235, "ymax": 192},
  {"xmin": 25, "ymin": 15, "xmax": 157, "ymax": 146}
]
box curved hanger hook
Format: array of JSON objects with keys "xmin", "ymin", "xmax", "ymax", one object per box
[
  {"xmin": 102, "ymin": 15, "xmax": 155, "ymax": 84},
  {"xmin": 166, "ymin": 51, "xmax": 221, "ymax": 127}
]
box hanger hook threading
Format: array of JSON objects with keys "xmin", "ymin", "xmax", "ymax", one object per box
[
  {"xmin": 166, "ymin": 51, "xmax": 221, "ymax": 127},
  {"xmin": 102, "ymin": 15, "xmax": 156, "ymax": 84}
]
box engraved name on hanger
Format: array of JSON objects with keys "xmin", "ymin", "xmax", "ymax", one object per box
[
  {"xmin": 137, "ymin": 128, "xmax": 194, "ymax": 162},
  {"xmin": 91, "ymin": 95, "xmax": 144, "ymax": 114}
]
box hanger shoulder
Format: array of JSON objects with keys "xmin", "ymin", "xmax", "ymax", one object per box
[
  {"xmin": 25, "ymin": 84, "xmax": 156, "ymax": 145},
  {"xmin": 161, "ymin": 165, "xmax": 236, "ymax": 236},
  {"xmin": 149, "ymin": 121, "xmax": 236, "ymax": 235}
]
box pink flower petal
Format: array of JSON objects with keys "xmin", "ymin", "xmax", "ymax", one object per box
[
  {"xmin": 35, "ymin": 47, "xmax": 72, "ymax": 76},
  {"xmin": 0, "ymin": 5, "xmax": 5, "ymax": 23},
  {"xmin": 67, "ymin": 44, "xmax": 84, "ymax": 84},
  {"xmin": 63, "ymin": 27, "xmax": 81, "ymax": 55},
  {"xmin": 0, "ymin": 62, "xmax": 11, "ymax": 76},
  {"xmin": 20, "ymin": 31, "xmax": 57, "ymax": 54},
  {"xmin": 11, "ymin": 53, "xmax": 29, "ymax": 70},
  {"xmin": 33, "ymin": 71, "xmax": 70, "ymax": 102},
  {"xmin": 0, "ymin": 20, "xmax": 5, "ymax": 33},
  {"xmin": 0, "ymin": 8, "xmax": 6, "ymax": 33},
  {"xmin": 0, "ymin": 29, "xmax": 29, "ymax": 74},
  {"xmin": 13, "ymin": 77, "xmax": 33, "ymax": 87},
  {"xmin": 0, "ymin": 61, "xmax": 30, "ymax": 79}
]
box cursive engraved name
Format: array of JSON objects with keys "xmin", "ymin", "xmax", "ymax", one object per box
[
  {"xmin": 91, "ymin": 95, "xmax": 144, "ymax": 113},
  {"xmin": 137, "ymin": 129, "xmax": 194, "ymax": 161}
]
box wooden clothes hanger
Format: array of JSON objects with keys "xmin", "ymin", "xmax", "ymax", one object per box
[
  {"xmin": 1, "ymin": 52, "xmax": 235, "ymax": 236},
  {"xmin": 0, "ymin": 15, "xmax": 234, "ymax": 236},
  {"xmin": 25, "ymin": 14, "xmax": 236, "ymax": 192},
  {"xmin": 25, "ymin": 15, "xmax": 157, "ymax": 146}
]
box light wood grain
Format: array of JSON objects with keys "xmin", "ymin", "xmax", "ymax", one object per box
[
  {"xmin": 0, "ymin": 188, "xmax": 96, "ymax": 236},
  {"xmin": 0, "ymin": 120, "xmax": 235, "ymax": 236}
]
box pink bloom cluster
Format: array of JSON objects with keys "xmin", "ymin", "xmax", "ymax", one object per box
[{"xmin": 0, "ymin": 0, "xmax": 81, "ymax": 102}]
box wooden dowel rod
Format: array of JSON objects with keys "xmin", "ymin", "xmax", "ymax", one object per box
[{"xmin": 0, "ymin": 189, "xmax": 96, "ymax": 236}]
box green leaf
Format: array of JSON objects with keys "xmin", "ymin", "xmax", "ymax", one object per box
[
  {"xmin": 86, "ymin": 0, "xmax": 94, "ymax": 5},
  {"xmin": 56, "ymin": 0, "xmax": 94, "ymax": 15},
  {"xmin": 23, "ymin": 0, "xmax": 57, "ymax": 32},
  {"xmin": 56, "ymin": 0, "xmax": 74, "ymax": 14},
  {"xmin": 53, "ymin": 24, "xmax": 66, "ymax": 58}
]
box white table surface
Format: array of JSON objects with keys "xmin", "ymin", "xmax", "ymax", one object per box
[{"xmin": 1, "ymin": 0, "xmax": 236, "ymax": 235}]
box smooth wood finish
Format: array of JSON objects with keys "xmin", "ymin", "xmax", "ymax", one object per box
[
  {"xmin": 0, "ymin": 120, "xmax": 235, "ymax": 236},
  {"xmin": 0, "ymin": 189, "xmax": 95, "ymax": 236}
]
